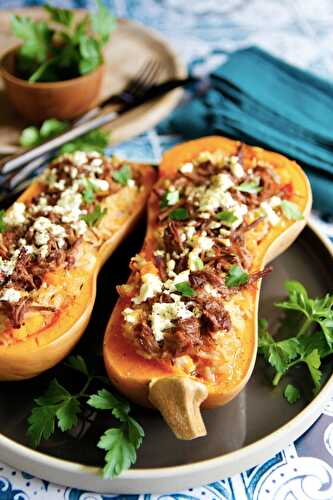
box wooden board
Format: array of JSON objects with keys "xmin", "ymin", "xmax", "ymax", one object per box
[{"xmin": 0, "ymin": 8, "xmax": 186, "ymax": 151}]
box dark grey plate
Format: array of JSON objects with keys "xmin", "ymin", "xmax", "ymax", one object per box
[{"xmin": 0, "ymin": 223, "xmax": 332, "ymax": 492}]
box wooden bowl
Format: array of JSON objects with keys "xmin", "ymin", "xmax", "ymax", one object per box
[{"xmin": 0, "ymin": 46, "xmax": 104, "ymax": 123}]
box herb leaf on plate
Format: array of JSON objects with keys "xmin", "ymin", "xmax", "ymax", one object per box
[
  {"xmin": 258, "ymin": 280, "xmax": 333, "ymax": 399},
  {"xmin": 27, "ymin": 355, "xmax": 144, "ymax": 478},
  {"xmin": 284, "ymin": 384, "xmax": 301, "ymax": 404},
  {"xmin": 88, "ymin": 388, "xmax": 144, "ymax": 478}
]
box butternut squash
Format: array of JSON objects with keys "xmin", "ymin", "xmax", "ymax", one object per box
[
  {"xmin": 103, "ymin": 136, "xmax": 312, "ymax": 439},
  {"xmin": 0, "ymin": 152, "xmax": 156, "ymax": 380}
]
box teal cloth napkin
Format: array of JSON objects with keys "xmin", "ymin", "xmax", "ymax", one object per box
[{"xmin": 160, "ymin": 46, "xmax": 333, "ymax": 213}]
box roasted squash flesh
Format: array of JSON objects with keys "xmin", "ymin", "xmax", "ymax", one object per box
[
  {"xmin": 103, "ymin": 136, "xmax": 312, "ymax": 437},
  {"xmin": 0, "ymin": 152, "xmax": 156, "ymax": 380}
]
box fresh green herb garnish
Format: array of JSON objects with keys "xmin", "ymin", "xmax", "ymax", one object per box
[
  {"xmin": 88, "ymin": 389, "xmax": 144, "ymax": 478},
  {"xmin": 216, "ymin": 210, "xmax": 237, "ymax": 224},
  {"xmin": 83, "ymin": 179, "xmax": 98, "ymax": 204},
  {"xmin": 112, "ymin": 164, "xmax": 132, "ymax": 186},
  {"xmin": 193, "ymin": 256, "xmax": 204, "ymax": 270},
  {"xmin": 175, "ymin": 281, "xmax": 195, "ymax": 297},
  {"xmin": 0, "ymin": 210, "xmax": 7, "ymax": 233},
  {"xmin": 235, "ymin": 180, "xmax": 262, "ymax": 194},
  {"xmin": 44, "ymin": 4, "xmax": 74, "ymax": 26},
  {"xmin": 58, "ymin": 128, "xmax": 109, "ymax": 154},
  {"xmin": 11, "ymin": 1, "xmax": 116, "ymax": 83},
  {"xmin": 169, "ymin": 207, "xmax": 189, "ymax": 221},
  {"xmin": 160, "ymin": 190, "xmax": 179, "ymax": 209},
  {"xmin": 284, "ymin": 384, "xmax": 301, "ymax": 404},
  {"xmin": 81, "ymin": 204, "xmax": 107, "ymax": 226},
  {"xmin": 258, "ymin": 280, "xmax": 333, "ymax": 399},
  {"xmin": 281, "ymin": 200, "xmax": 304, "ymax": 221},
  {"xmin": 27, "ymin": 355, "xmax": 144, "ymax": 479},
  {"xmin": 225, "ymin": 265, "xmax": 249, "ymax": 288}
]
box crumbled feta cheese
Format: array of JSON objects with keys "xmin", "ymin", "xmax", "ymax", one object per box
[
  {"xmin": 261, "ymin": 201, "xmax": 280, "ymax": 226},
  {"xmin": 133, "ymin": 273, "xmax": 163, "ymax": 304},
  {"xmin": 204, "ymin": 283, "xmax": 219, "ymax": 298},
  {"xmin": 230, "ymin": 204, "xmax": 248, "ymax": 229},
  {"xmin": 70, "ymin": 167, "xmax": 78, "ymax": 179},
  {"xmin": 49, "ymin": 224, "xmax": 66, "ymax": 238},
  {"xmin": 197, "ymin": 235, "xmax": 214, "ymax": 251},
  {"xmin": 89, "ymin": 178, "xmax": 109, "ymax": 191},
  {"xmin": 35, "ymin": 231, "xmax": 49, "ymax": 246},
  {"xmin": 269, "ymin": 196, "xmax": 281, "ymax": 208},
  {"xmin": 52, "ymin": 179, "xmax": 66, "ymax": 191},
  {"xmin": 154, "ymin": 250, "xmax": 165, "ymax": 257},
  {"xmin": 72, "ymin": 220, "xmax": 87, "ymax": 236},
  {"xmin": 0, "ymin": 253, "xmax": 18, "ymax": 277},
  {"xmin": 188, "ymin": 248, "xmax": 202, "ymax": 271},
  {"xmin": 180, "ymin": 162, "xmax": 193, "ymax": 174},
  {"xmin": 56, "ymin": 188, "xmax": 83, "ymax": 223},
  {"xmin": 199, "ymin": 177, "xmax": 236, "ymax": 212},
  {"xmin": 167, "ymin": 259, "xmax": 176, "ymax": 276},
  {"xmin": 127, "ymin": 179, "xmax": 136, "ymax": 188},
  {"xmin": 123, "ymin": 307, "xmax": 140, "ymax": 324},
  {"xmin": 72, "ymin": 151, "xmax": 88, "ymax": 166},
  {"xmin": 0, "ymin": 288, "xmax": 21, "ymax": 303},
  {"xmin": 4, "ymin": 202, "xmax": 26, "ymax": 226},
  {"xmin": 213, "ymin": 173, "xmax": 234, "ymax": 191},
  {"xmin": 230, "ymin": 160, "xmax": 244, "ymax": 179},
  {"xmin": 150, "ymin": 300, "xmax": 193, "ymax": 341},
  {"xmin": 185, "ymin": 225, "xmax": 196, "ymax": 241},
  {"xmin": 165, "ymin": 270, "xmax": 190, "ymax": 291},
  {"xmin": 39, "ymin": 245, "xmax": 49, "ymax": 259}
]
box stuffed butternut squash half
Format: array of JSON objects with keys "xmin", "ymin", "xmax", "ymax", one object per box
[
  {"xmin": 0, "ymin": 151, "xmax": 156, "ymax": 381},
  {"xmin": 103, "ymin": 136, "xmax": 312, "ymax": 440}
]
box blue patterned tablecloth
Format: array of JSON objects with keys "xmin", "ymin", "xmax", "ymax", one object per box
[{"xmin": 1, "ymin": 1, "xmax": 333, "ymax": 499}]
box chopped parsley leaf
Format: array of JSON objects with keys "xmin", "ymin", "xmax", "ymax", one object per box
[
  {"xmin": 175, "ymin": 281, "xmax": 195, "ymax": 297},
  {"xmin": 236, "ymin": 180, "xmax": 262, "ymax": 194},
  {"xmin": 81, "ymin": 204, "xmax": 107, "ymax": 227},
  {"xmin": 112, "ymin": 164, "xmax": 132, "ymax": 186},
  {"xmin": 0, "ymin": 210, "xmax": 7, "ymax": 233},
  {"xmin": 169, "ymin": 207, "xmax": 189, "ymax": 221},
  {"xmin": 216, "ymin": 210, "xmax": 238, "ymax": 224},
  {"xmin": 281, "ymin": 200, "xmax": 304, "ymax": 220},
  {"xmin": 225, "ymin": 265, "xmax": 249, "ymax": 288},
  {"xmin": 284, "ymin": 384, "xmax": 301, "ymax": 404}
]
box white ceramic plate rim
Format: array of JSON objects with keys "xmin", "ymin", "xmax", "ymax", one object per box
[{"xmin": 0, "ymin": 219, "xmax": 332, "ymax": 493}]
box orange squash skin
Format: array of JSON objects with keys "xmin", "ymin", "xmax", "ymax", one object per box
[
  {"xmin": 103, "ymin": 136, "xmax": 312, "ymax": 409},
  {"xmin": 0, "ymin": 163, "xmax": 157, "ymax": 381}
]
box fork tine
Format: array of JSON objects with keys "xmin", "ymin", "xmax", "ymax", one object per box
[
  {"xmin": 126, "ymin": 60, "xmax": 155, "ymax": 95},
  {"xmin": 128, "ymin": 60, "xmax": 161, "ymax": 98}
]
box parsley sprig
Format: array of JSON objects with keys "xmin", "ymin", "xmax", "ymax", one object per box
[
  {"xmin": 11, "ymin": 1, "xmax": 116, "ymax": 83},
  {"xmin": 258, "ymin": 280, "xmax": 333, "ymax": 402},
  {"xmin": 27, "ymin": 355, "xmax": 144, "ymax": 479}
]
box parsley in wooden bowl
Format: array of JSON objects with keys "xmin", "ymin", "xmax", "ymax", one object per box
[{"xmin": 0, "ymin": 1, "xmax": 116, "ymax": 122}]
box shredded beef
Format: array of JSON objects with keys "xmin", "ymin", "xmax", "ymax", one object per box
[
  {"xmin": 200, "ymin": 300, "xmax": 231, "ymax": 333},
  {"xmin": 154, "ymin": 254, "xmax": 167, "ymax": 280},
  {"xmin": 163, "ymin": 221, "xmax": 183, "ymax": 254},
  {"xmin": 164, "ymin": 317, "xmax": 202, "ymax": 357},
  {"xmin": 132, "ymin": 320, "xmax": 161, "ymax": 357}
]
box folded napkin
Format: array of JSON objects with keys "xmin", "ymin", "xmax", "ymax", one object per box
[{"xmin": 160, "ymin": 46, "xmax": 333, "ymax": 213}]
